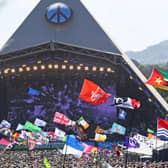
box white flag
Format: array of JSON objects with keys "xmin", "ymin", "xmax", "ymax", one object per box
[
  {"xmin": 55, "ymin": 128, "xmax": 66, "ymax": 137},
  {"xmin": 34, "ymin": 118, "xmax": 47, "ymax": 127}
]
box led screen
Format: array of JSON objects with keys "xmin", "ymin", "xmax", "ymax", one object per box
[{"xmin": 7, "ymin": 71, "xmax": 116, "ymax": 133}]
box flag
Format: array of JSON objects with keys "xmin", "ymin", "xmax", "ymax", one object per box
[
  {"xmin": 62, "ymin": 135, "xmax": 84, "ymax": 158},
  {"xmin": 118, "ymin": 109, "xmax": 127, "ymax": 120},
  {"xmin": 0, "ymin": 127, "xmax": 12, "ymax": 137},
  {"xmin": 53, "ymin": 112, "xmax": 70, "ymax": 126},
  {"xmin": 147, "ymin": 128, "xmax": 154, "ymax": 134},
  {"xmin": 146, "ymin": 68, "xmax": 168, "ymax": 91},
  {"xmin": 34, "ymin": 118, "xmax": 47, "ymax": 127},
  {"xmin": 157, "ymin": 118, "xmax": 168, "ymax": 140},
  {"xmin": 24, "ymin": 121, "xmax": 42, "ymax": 133},
  {"xmin": 28, "ymin": 87, "xmax": 41, "ymax": 96},
  {"xmin": 95, "ymin": 126, "xmax": 106, "ymax": 134},
  {"xmin": 94, "ymin": 133, "xmax": 107, "ymax": 142},
  {"xmin": 107, "ymin": 122, "xmax": 126, "ymax": 135},
  {"xmin": 0, "ymin": 138, "xmax": 12, "ymax": 146},
  {"xmin": 43, "ymin": 156, "xmax": 51, "ymax": 168},
  {"xmin": 28, "ymin": 138, "xmax": 36, "ymax": 150},
  {"xmin": 125, "ymin": 136, "xmax": 140, "ymax": 148},
  {"xmin": 77, "ymin": 116, "xmax": 89, "ymax": 129},
  {"xmin": 79, "ymin": 79, "xmax": 111, "ymax": 105},
  {"xmin": 0, "ymin": 120, "xmax": 11, "ymax": 128},
  {"xmin": 54, "ymin": 128, "xmax": 66, "ymax": 137},
  {"xmin": 112, "ymin": 97, "xmax": 141, "ymax": 109},
  {"xmin": 16, "ymin": 123, "xmax": 24, "ymax": 131},
  {"xmin": 83, "ymin": 143, "xmax": 101, "ymax": 153}
]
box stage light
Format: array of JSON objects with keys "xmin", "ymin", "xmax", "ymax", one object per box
[
  {"xmin": 138, "ymin": 87, "xmax": 143, "ymax": 91},
  {"xmin": 64, "ymin": 60, "xmax": 68, "ymax": 63},
  {"xmin": 129, "ymin": 75, "xmax": 133, "ymax": 80},
  {"xmin": 22, "ymin": 64, "xmax": 26, "ymax": 67},
  {"xmin": 41, "ymin": 65, "xmax": 45, "ymax": 70},
  {"xmin": 84, "ymin": 66, "xmax": 89, "ymax": 71},
  {"xmin": 37, "ymin": 60, "xmax": 42, "ymax": 64},
  {"xmin": 33, "ymin": 66, "xmax": 38, "ymax": 71},
  {"xmin": 54, "ymin": 64, "xmax": 59, "ymax": 69},
  {"xmin": 77, "ymin": 66, "xmax": 81, "ymax": 70},
  {"xmin": 107, "ymin": 67, "xmax": 112, "ymax": 72},
  {"xmin": 11, "ymin": 69, "xmax": 15, "ymax": 73},
  {"xmin": 48, "ymin": 64, "xmax": 53, "ymax": 69},
  {"xmin": 148, "ymin": 98, "xmax": 152, "ymax": 102},
  {"xmin": 62, "ymin": 65, "xmax": 66, "ymax": 69},
  {"xmin": 92, "ymin": 66, "xmax": 97, "ymax": 71},
  {"xmin": 69, "ymin": 65, "xmax": 74, "ymax": 70},
  {"xmin": 99, "ymin": 67, "xmax": 104, "ymax": 72},
  {"xmin": 19, "ymin": 67, "xmax": 23, "ymax": 72},
  {"xmin": 4, "ymin": 69, "xmax": 9, "ymax": 74},
  {"xmin": 26, "ymin": 67, "xmax": 30, "ymax": 71},
  {"xmin": 79, "ymin": 64, "xmax": 83, "ymax": 66}
]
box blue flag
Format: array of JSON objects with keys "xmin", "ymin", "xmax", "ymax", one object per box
[
  {"xmin": 118, "ymin": 109, "xmax": 127, "ymax": 120},
  {"xmin": 108, "ymin": 122, "xmax": 126, "ymax": 135},
  {"xmin": 28, "ymin": 88, "xmax": 41, "ymax": 96},
  {"xmin": 125, "ymin": 136, "xmax": 140, "ymax": 148}
]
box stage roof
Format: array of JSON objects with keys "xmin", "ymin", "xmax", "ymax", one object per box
[{"xmin": 0, "ymin": 0, "xmax": 121, "ymax": 55}]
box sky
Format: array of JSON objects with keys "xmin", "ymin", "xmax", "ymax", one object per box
[{"xmin": 0, "ymin": 0, "xmax": 168, "ymax": 51}]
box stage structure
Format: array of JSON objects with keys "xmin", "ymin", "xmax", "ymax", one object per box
[{"xmin": 0, "ymin": 0, "xmax": 167, "ymax": 140}]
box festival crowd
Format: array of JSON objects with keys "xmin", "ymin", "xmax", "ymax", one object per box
[{"xmin": 0, "ymin": 148, "xmax": 168, "ymax": 168}]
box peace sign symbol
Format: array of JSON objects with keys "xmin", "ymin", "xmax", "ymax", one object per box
[{"xmin": 46, "ymin": 3, "xmax": 72, "ymax": 24}]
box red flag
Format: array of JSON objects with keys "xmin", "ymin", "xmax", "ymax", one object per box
[
  {"xmin": 158, "ymin": 118, "xmax": 168, "ymax": 130},
  {"xmin": 79, "ymin": 79, "xmax": 111, "ymax": 105},
  {"xmin": 146, "ymin": 68, "xmax": 168, "ymax": 86},
  {"xmin": 53, "ymin": 112, "xmax": 70, "ymax": 126}
]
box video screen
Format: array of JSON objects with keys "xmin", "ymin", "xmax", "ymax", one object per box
[{"xmin": 7, "ymin": 71, "xmax": 117, "ymax": 132}]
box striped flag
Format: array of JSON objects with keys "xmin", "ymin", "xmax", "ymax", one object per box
[{"xmin": 157, "ymin": 118, "xmax": 168, "ymax": 141}]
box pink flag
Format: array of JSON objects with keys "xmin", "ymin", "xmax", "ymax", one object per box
[
  {"xmin": 53, "ymin": 112, "xmax": 70, "ymax": 126},
  {"xmin": 0, "ymin": 138, "xmax": 11, "ymax": 146},
  {"xmin": 83, "ymin": 143, "xmax": 101, "ymax": 153}
]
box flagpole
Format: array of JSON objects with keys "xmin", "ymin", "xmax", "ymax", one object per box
[
  {"xmin": 155, "ymin": 118, "xmax": 158, "ymax": 162},
  {"xmin": 62, "ymin": 135, "xmax": 69, "ymax": 168}
]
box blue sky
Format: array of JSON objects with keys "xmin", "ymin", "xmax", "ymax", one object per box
[{"xmin": 0, "ymin": 0, "xmax": 168, "ymax": 51}]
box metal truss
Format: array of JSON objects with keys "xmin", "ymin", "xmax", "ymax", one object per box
[{"xmin": 0, "ymin": 41, "xmax": 123, "ymax": 66}]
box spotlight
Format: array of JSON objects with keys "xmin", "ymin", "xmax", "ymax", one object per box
[
  {"xmin": 138, "ymin": 87, "xmax": 143, "ymax": 91},
  {"xmin": 61, "ymin": 65, "xmax": 66, "ymax": 69},
  {"xmin": 37, "ymin": 60, "xmax": 42, "ymax": 64},
  {"xmin": 129, "ymin": 75, "xmax": 133, "ymax": 80},
  {"xmin": 19, "ymin": 67, "xmax": 23, "ymax": 72},
  {"xmin": 22, "ymin": 64, "xmax": 26, "ymax": 67},
  {"xmin": 26, "ymin": 67, "xmax": 30, "ymax": 71},
  {"xmin": 69, "ymin": 65, "xmax": 74, "ymax": 70},
  {"xmin": 11, "ymin": 69, "xmax": 15, "ymax": 73},
  {"xmin": 4, "ymin": 69, "xmax": 9, "ymax": 74},
  {"xmin": 64, "ymin": 60, "xmax": 68, "ymax": 63},
  {"xmin": 77, "ymin": 66, "xmax": 81, "ymax": 70},
  {"xmin": 80, "ymin": 64, "xmax": 83, "ymax": 66},
  {"xmin": 54, "ymin": 64, "xmax": 59, "ymax": 69},
  {"xmin": 92, "ymin": 66, "xmax": 97, "ymax": 71},
  {"xmin": 48, "ymin": 64, "xmax": 53, "ymax": 69},
  {"xmin": 107, "ymin": 67, "xmax": 112, "ymax": 72},
  {"xmin": 84, "ymin": 66, "xmax": 89, "ymax": 71},
  {"xmin": 148, "ymin": 98, "xmax": 152, "ymax": 102},
  {"xmin": 33, "ymin": 66, "xmax": 38, "ymax": 71},
  {"xmin": 41, "ymin": 65, "xmax": 45, "ymax": 70},
  {"xmin": 99, "ymin": 67, "xmax": 104, "ymax": 72}
]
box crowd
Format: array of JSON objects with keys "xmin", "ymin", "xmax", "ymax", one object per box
[{"xmin": 0, "ymin": 148, "xmax": 168, "ymax": 168}]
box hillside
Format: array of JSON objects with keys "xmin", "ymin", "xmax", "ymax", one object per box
[
  {"xmin": 132, "ymin": 59, "xmax": 168, "ymax": 103},
  {"xmin": 127, "ymin": 40, "xmax": 168, "ymax": 64}
]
